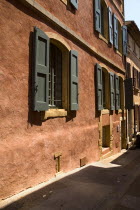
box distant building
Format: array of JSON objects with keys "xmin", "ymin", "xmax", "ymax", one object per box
[
  {"xmin": 0, "ymin": 0, "xmax": 127, "ymax": 199},
  {"xmin": 125, "ymin": 21, "xmax": 140, "ymax": 146}
]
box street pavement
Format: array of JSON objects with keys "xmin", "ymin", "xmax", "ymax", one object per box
[{"xmin": 1, "ymin": 148, "xmax": 140, "ymax": 210}]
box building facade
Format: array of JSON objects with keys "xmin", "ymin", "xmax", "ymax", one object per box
[
  {"xmin": 125, "ymin": 21, "xmax": 140, "ymax": 147},
  {"xmin": 0, "ymin": 0, "xmax": 127, "ymax": 199}
]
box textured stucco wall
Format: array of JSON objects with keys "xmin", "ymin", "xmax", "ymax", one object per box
[
  {"xmin": 0, "ymin": 0, "xmax": 125, "ymax": 199},
  {"xmin": 36, "ymin": 0, "xmax": 124, "ymax": 69}
]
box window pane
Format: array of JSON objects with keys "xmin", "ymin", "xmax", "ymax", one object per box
[{"xmin": 49, "ymin": 43, "xmax": 62, "ymax": 108}]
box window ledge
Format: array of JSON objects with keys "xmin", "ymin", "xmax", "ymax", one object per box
[
  {"xmin": 116, "ymin": 50, "xmax": 122, "ymax": 57},
  {"xmin": 60, "ymin": 0, "xmax": 67, "ymax": 5},
  {"xmin": 99, "ymin": 34, "xmax": 108, "ymax": 44},
  {"xmin": 102, "ymin": 109, "xmax": 109, "ymax": 115},
  {"xmin": 42, "ymin": 109, "xmax": 67, "ymax": 120}
]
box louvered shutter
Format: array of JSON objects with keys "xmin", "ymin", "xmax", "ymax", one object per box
[
  {"xmin": 133, "ymin": 68, "xmax": 136, "ymax": 87},
  {"xmin": 70, "ymin": 0, "xmax": 78, "ymax": 10},
  {"xmin": 123, "ymin": 25, "xmax": 127, "ymax": 56},
  {"xmin": 32, "ymin": 27, "xmax": 49, "ymax": 111},
  {"xmin": 115, "ymin": 75, "xmax": 120, "ymax": 110},
  {"xmin": 126, "ymin": 62, "xmax": 131, "ymax": 78},
  {"xmin": 124, "ymin": 78, "xmax": 133, "ymax": 109},
  {"xmin": 70, "ymin": 50, "xmax": 79, "ymax": 110},
  {"xmin": 139, "ymin": 72, "xmax": 140, "ymax": 89},
  {"xmin": 108, "ymin": 7, "xmax": 113, "ymax": 44},
  {"xmin": 96, "ymin": 64, "xmax": 103, "ymax": 110},
  {"xmin": 113, "ymin": 14, "xmax": 118, "ymax": 49},
  {"xmin": 110, "ymin": 72, "xmax": 115, "ymax": 110},
  {"xmin": 136, "ymin": 70, "xmax": 139, "ymax": 88},
  {"xmin": 133, "ymin": 68, "xmax": 137, "ymax": 88},
  {"xmin": 95, "ymin": 0, "xmax": 101, "ymax": 33}
]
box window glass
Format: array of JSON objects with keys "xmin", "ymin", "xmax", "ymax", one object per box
[{"xmin": 49, "ymin": 43, "xmax": 62, "ymax": 108}]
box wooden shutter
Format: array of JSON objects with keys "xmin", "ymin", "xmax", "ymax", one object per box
[
  {"xmin": 133, "ymin": 68, "xmax": 138, "ymax": 88},
  {"xmin": 95, "ymin": 0, "xmax": 101, "ymax": 33},
  {"xmin": 120, "ymin": 77, "xmax": 124, "ymax": 110},
  {"xmin": 70, "ymin": 0, "xmax": 78, "ymax": 10},
  {"xmin": 110, "ymin": 72, "xmax": 115, "ymax": 110},
  {"xmin": 139, "ymin": 72, "xmax": 140, "ymax": 89},
  {"xmin": 126, "ymin": 62, "xmax": 131, "ymax": 78},
  {"xmin": 108, "ymin": 7, "xmax": 113, "ymax": 44},
  {"xmin": 123, "ymin": 25, "xmax": 127, "ymax": 56},
  {"xmin": 115, "ymin": 75, "xmax": 120, "ymax": 110},
  {"xmin": 32, "ymin": 27, "xmax": 49, "ymax": 111},
  {"xmin": 70, "ymin": 50, "xmax": 79, "ymax": 110},
  {"xmin": 124, "ymin": 78, "xmax": 133, "ymax": 109},
  {"xmin": 113, "ymin": 14, "xmax": 118, "ymax": 49},
  {"xmin": 133, "ymin": 68, "xmax": 136, "ymax": 87},
  {"xmin": 96, "ymin": 64, "xmax": 103, "ymax": 110},
  {"xmin": 136, "ymin": 70, "xmax": 139, "ymax": 89}
]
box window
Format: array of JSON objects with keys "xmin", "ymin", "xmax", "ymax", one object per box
[
  {"xmin": 115, "ymin": 74, "xmax": 120, "ymax": 110},
  {"xmin": 122, "ymin": 25, "xmax": 127, "ymax": 56},
  {"xmin": 133, "ymin": 41, "xmax": 136, "ymax": 54},
  {"xmin": 95, "ymin": 0, "xmax": 127, "ymax": 54},
  {"xmin": 49, "ymin": 43, "xmax": 62, "ymax": 108},
  {"xmin": 133, "ymin": 67, "xmax": 139, "ymax": 89},
  {"xmin": 118, "ymin": 21, "xmax": 123, "ymax": 54},
  {"xmin": 95, "ymin": 0, "xmax": 108, "ymax": 40},
  {"xmin": 32, "ymin": 27, "xmax": 79, "ymax": 112},
  {"xmin": 110, "ymin": 72, "xmax": 115, "ymax": 110},
  {"xmin": 70, "ymin": 0, "xmax": 78, "ymax": 9},
  {"xmin": 95, "ymin": 64, "xmax": 120, "ymax": 111},
  {"xmin": 102, "ymin": 68, "xmax": 109, "ymax": 109},
  {"xmin": 113, "ymin": 14, "xmax": 118, "ymax": 49},
  {"xmin": 101, "ymin": 0, "xmax": 108, "ymax": 39},
  {"xmin": 108, "ymin": 7, "xmax": 113, "ymax": 44},
  {"xmin": 126, "ymin": 62, "xmax": 131, "ymax": 79},
  {"xmin": 119, "ymin": 77, "xmax": 124, "ymax": 110}
]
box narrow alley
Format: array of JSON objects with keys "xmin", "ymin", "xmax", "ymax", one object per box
[{"xmin": 1, "ymin": 148, "xmax": 140, "ymax": 210}]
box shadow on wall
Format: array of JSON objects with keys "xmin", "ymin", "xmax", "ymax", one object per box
[{"xmin": 2, "ymin": 149, "xmax": 140, "ymax": 210}]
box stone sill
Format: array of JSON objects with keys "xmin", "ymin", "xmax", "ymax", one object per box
[
  {"xmin": 116, "ymin": 50, "xmax": 122, "ymax": 57},
  {"xmin": 42, "ymin": 109, "xmax": 67, "ymax": 120},
  {"xmin": 60, "ymin": 0, "xmax": 67, "ymax": 5},
  {"xmin": 99, "ymin": 34, "xmax": 108, "ymax": 44},
  {"xmin": 102, "ymin": 109, "xmax": 109, "ymax": 115}
]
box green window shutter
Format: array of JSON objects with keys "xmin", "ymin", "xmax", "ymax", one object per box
[
  {"xmin": 108, "ymin": 7, "xmax": 113, "ymax": 44},
  {"xmin": 70, "ymin": 50, "xmax": 79, "ymax": 110},
  {"xmin": 32, "ymin": 27, "xmax": 49, "ymax": 111},
  {"xmin": 110, "ymin": 72, "xmax": 115, "ymax": 110},
  {"xmin": 133, "ymin": 68, "xmax": 137, "ymax": 88},
  {"xmin": 70, "ymin": 0, "xmax": 78, "ymax": 10},
  {"xmin": 123, "ymin": 25, "xmax": 127, "ymax": 56},
  {"xmin": 96, "ymin": 64, "xmax": 103, "ymax": 110},
  {"xmin": 115, "ymin": 75, "xmax": 120, "ymax": 110},
  {"xmin": 113, "ymin": 14, "xmax": 118, "ymax": 49},
  {"xmin": 124, "ymin": 78, "xmax": 133, "ymax": 109},
  {"xmin": 95, "ymin": 0, "xmax": 101, "ymax": 33},
  {"xmin": 139, "ymin": 72, "xmax": 140, "ymax": 89}
]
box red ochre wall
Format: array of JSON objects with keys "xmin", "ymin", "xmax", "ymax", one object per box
[{"xmin": 0, "ymin": 0, "xmax": 125, "ymax": 199}]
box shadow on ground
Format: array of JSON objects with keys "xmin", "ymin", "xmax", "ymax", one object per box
[{"xmin": 2, "ymin": 148, "xmax": 140, "ymax": 210}]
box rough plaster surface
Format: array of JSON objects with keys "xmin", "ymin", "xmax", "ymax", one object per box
[{"xmin": 0, "ymin": 0, "xmax": 125, "ymax": 199}]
